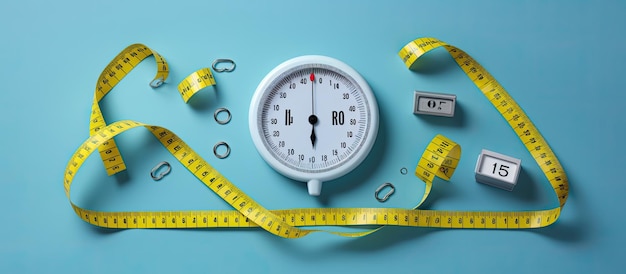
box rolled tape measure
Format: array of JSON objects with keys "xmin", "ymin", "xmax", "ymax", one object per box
[{"xmin": 65, "ymin": 38, "xmax": 568, "ymax": 238}]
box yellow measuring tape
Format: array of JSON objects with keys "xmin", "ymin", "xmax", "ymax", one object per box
[
  {"xmin": 65, "ymin": 38, "xmax": 568, "ymax": 238},
  {"xmin": 89, "ymin": 44, "xmax": 215, "ymax": 176}
]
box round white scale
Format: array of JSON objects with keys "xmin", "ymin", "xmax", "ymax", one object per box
[{"xmin": 249, "ymin": 55, "xmax": 379, "ymax": 196}]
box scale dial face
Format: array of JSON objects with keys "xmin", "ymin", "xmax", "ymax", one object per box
[{"xmin": 249, "ymin": 55, "xmax": 379, "ymax": 196}]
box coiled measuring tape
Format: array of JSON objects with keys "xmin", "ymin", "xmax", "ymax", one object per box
[{"xmin": 65, "ymin": 38, "xmax": 568, "ymax": 238}]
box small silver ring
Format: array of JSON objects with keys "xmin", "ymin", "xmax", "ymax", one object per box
[
  {"xmin": 149, "ymin": 77, "xmax": 164, "ymax": 88},
  {"xmin": 150, "ymin": 161, "xmax": 171, "ymax": 181},
  {"xmin": 211, "ymin": 59, "xmax": 236, "ymax": 73},
  {"xmin": 213, "ymin": 142, "xmax": 231, "ymax": 159},
  {"xmin": 214, "ymin": 108, "xmax": 232, "ymax": 125},
  {"xmin": 400, "ymin": 167, "xmax": 408, "ymax": 175},
  {"xmin": 375, "ymin": 182, "xmax": 395, "ymax": 202}
]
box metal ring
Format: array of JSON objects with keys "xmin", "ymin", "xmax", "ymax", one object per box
[
  {"xmin": 375, "ymin": 182, "xmax": 395, "ymax": 202},
  {"xmin": 149, "ymin": 77, "xmax": 164, "ymax": 88},
  {"xmin": 150, "ymin": 161, "xmax": 171, "ymax": 181},
  {"xmin": 400, "ymin": 167, "xmax": 408, "ymax": 175},
  {"xmin": 213, "ymin": 141, "xmax": 231, "ymax": 159},
  {"xmin": 214, "ymin": 108, "xmax": 232, "ymax": 125},
  {"xmin": 211, "ymin": 59, "xmax": 236, "ymax": 73}
]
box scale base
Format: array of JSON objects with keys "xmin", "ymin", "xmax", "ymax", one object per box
[{"xmin": 307, "ymin": 179, "xmax": 322, "ymax": 196}]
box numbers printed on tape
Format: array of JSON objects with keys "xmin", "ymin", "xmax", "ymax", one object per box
[
  {"xmin": 177, "ymin": 67, "xmax": 216, "ymax": 103},
  {"xmin": 65, "ymin": 37, "xmax": 568, "ymax": 238},
  {"xmin": 90, "ymin": 44, "xmax": 168, "ymax": 176}
]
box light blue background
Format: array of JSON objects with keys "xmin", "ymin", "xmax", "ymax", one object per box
[{"xmin": 1, "ymin": 0, "xmax": 624, "ymax": 273}]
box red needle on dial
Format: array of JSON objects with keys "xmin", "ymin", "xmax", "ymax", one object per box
[{"xmin": 309, "ymin": 72, "xmax": 318, "ymax": 148}]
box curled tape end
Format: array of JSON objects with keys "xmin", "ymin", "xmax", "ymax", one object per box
[{"xmin": 150, "ymin": 77, "xmax": 165, "ymax": 88}]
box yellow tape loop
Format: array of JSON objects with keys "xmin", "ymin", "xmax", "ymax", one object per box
[
  {"xmin": 414, "ymin": 134, "xmax": 461, "ymax": 206},
  {"xmin": 90, "ymin": 44, "xmax": 169, "ymax": 176},
  {"xmin": 177, "ymin": 68, "xmax": 216, "ymax": 103}
]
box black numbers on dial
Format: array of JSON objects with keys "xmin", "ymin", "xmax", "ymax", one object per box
[{"xmin": 262, "ymin": 68, "xmax": 366, "ymax": 171}]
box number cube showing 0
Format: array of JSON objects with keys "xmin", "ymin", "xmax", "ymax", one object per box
[
  {"xmin": 413, "ymin": 91, "xmax": 456, "ymax": 117},
  {"xmin": 474, "ymin": 149, "xmax": 522, "ymax": 191}
]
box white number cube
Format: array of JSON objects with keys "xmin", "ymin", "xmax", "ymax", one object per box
[{"xmin": 475, "ymin": 149, "xmax": 522, "ymax": 191}]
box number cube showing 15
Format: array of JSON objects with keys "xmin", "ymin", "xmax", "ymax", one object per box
[{"xmin": 474, "ymin": 149, "xmax": 521, "ymax": 191}]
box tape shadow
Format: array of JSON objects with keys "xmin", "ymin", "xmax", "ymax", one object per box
[
  {"xmin": 472, "ymin": 167, "xmax": 542, "ymax": 205},
  {"xmin": 187, "ymin": 85, "xmax": 220, "ymax": 112},
  {"xmin": 259, "ymin": 225, "xmax": 443, "ymax": 257},
  {"xmin": 530, "ymin": 177, "xmax": 588, "ymax": 243}
]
